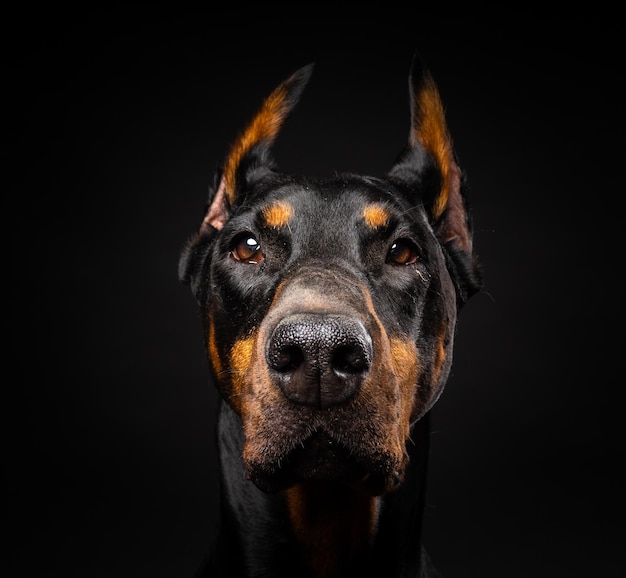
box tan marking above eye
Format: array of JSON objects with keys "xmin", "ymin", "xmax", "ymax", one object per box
[
  {"xmin": 362, "ymin": 204, "xmax": 390, "ymax": 229},
  {"xmin": 263, "ymin": 201, "xmax": 293, "ymax": 228}
]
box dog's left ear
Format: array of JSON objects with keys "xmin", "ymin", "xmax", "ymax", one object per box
[{"xmin": 388, "ymin": 54, "xmax": 482, "ymax": 303}]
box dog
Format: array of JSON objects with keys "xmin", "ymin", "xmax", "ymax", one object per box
[{"xmin": 179, "ymin": 53, "xmax": 483, "ymax": 578}]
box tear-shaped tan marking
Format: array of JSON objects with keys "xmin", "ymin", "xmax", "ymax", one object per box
[
  {"xmin": 263, "ymin": 201, "xmax": 293, "ymax": 228},
  {"xmin": 410, "ymin": 75, "xmax": 455, "ymax": 220},
  {"xmin": 362, "ymin": 203, "xmax": 390, "ymax": 229}
]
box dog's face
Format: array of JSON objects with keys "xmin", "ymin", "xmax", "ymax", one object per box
[{"xmin": 180, "ymin": 58, "xmax": 482, "ymax": 496}]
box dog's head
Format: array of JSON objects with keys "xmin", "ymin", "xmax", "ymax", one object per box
[{"xmin": 180, "ymin": 55, "xmax": 482, "ymax": 496}]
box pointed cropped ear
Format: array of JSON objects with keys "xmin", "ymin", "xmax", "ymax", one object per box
[
  {"xmin": 389, "ymin": 54, "xmax": 482, "ymax": 302},
  {"xmin": 201, "ymin": 63, "xmax": 314, "ymax": 235},
  {"xmin": 389, "ymin": 54, "xmax": 471, "ymax": 250},
  {"xmin": 179, "ymin": 63, "xmax": 314, "ymax": 294}
]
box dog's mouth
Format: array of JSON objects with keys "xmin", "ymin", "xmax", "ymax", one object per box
[{"xmin": 246, "ymin": 429, "xmax": 398, "ymax": 495}]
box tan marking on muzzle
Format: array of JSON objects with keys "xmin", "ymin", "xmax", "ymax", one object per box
[
  {"xmin": 207, "ymin": 308, "xmax": 223, "ymax": 377},
  {"xmin": 357, "ymin": 286, "xmax": 416, "ymax": 465},
  {"xmin": 390, "ymin": 336, "xmax": 419, "ymax": 388},
  {"xmin": 228, "ymin": 333, "xmax": 258, "ymax": 414},
  {"xmin": 390, "ymin": 335, "xmax": 420, "ymax": 424}
]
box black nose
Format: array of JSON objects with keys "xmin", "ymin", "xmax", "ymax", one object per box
[{"xmin": 266, "ymin": 314, "xmax": 372, "ymax": 408}]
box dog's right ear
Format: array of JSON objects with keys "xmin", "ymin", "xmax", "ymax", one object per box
[{"xmin": 179, "ymin": 64, "xmax": 314, "ymax": 295}]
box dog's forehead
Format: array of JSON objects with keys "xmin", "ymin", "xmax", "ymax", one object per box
[{"xmin": 253, "ymin": 175, "xmax": 421, "ymax": 232}]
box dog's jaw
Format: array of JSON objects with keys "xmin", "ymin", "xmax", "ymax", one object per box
[{"xmin": 245, "ymin": 428, "xmax": 404, "ymax": 496}]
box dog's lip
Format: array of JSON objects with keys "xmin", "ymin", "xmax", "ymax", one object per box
[
  {"xmin": 286, "ymin": 430, "xmax": 363, "ymax": 477},
  {"xmin": 247, "ymin": 429, "xmax": 395, "ymax": 495}
]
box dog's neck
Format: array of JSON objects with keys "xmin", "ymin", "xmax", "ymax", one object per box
[{"xmin": 212, "ymin": 401, "xmax": 432, "ymax": 577}]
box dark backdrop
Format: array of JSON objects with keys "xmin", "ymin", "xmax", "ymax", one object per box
[{"xmin": 8, "ymin": 8, "xmax": 622, "ymax": 578}]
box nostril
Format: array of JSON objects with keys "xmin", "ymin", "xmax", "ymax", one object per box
[
  {"xmin": 331, "ymin": 344, "xmax": 371, "ymax": 376},
  {"xmin": 268, "ymin": 344, "xmax": 304, "ymax": 373}
]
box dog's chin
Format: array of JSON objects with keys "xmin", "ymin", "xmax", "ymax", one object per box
[{"xmin": 247, "ymin": 430, "xmax": 402, "ymax": 496}]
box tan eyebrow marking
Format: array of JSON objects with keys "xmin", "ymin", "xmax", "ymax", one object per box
[
  {"xmin": 263, "ymin": 201, "xmax": 293, "ymax": 228},
  {"xmin": 362, "ymin": 204, "xmax": 390, "ymax": 229}
]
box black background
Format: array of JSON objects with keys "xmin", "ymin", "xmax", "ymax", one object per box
[{"xmin": 8, "ymin": 8, "xmax": 623, "ymax": 578}]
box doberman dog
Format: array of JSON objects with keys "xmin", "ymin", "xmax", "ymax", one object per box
[{"xmin": 179, "ymin": 54, "xmax": 482, "ymax": 578}]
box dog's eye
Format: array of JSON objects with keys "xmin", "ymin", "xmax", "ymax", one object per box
[
  {"xmin": 231, "ymin": 234, "xmax": 264, "ymax": 263},
  {"xmin": 386, "ymin": 239, "xmax": 419, "ymax": 266}
]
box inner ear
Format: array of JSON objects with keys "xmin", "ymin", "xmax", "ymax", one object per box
[
  {"xmin": 434, "ymin": 160, "xmax": 472, "ymax": 254},
  {"xmin": 201, "ymin": 175, "xmax": 229, "ymax": 234}
]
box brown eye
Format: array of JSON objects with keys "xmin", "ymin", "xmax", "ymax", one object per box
[
  {"xmin": 231, "ymin": 234, "xmax": 264, "ymax": 263},
  {"xmin": 386, "ymin": 239, "xmax": 419, "ymax": 266}
]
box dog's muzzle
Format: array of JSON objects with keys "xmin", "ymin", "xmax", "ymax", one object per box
[{"xmin": 239, "ymin": 269, "xmax": 412, "ymax": 495}]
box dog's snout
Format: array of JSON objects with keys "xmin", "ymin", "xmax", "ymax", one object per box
[{"xmin": 267, "ymin": 314, "xmax": 372, "ymax": 408}]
